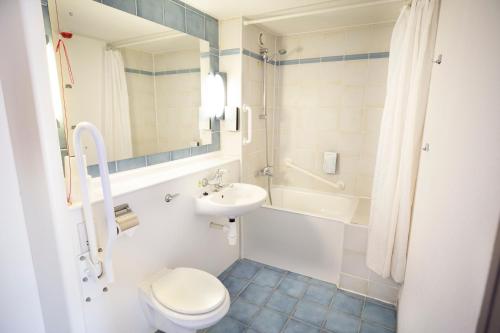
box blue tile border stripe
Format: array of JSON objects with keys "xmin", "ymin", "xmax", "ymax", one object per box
[
  {"xmin": 124, "ymin": 68, "xmax": 154, "ymax": 76},
  {"xmin": 369, "ymin": 51, "xmax": 390, "ymax": 59},
  {"xmin": 239, "ymin": 49, "xmax": 390, "ymax": 65},
  {"xmin": 219, "ymin": 48, "xmax": 241, "ymax": 56},
  {"xmin": 125, "ymin": 67, "xmax": 200, "ymax": 76},
  {"xmin": 87, "ymin": 141, "xmax": 220, "ymax": 177},
  {"xmin": 95, "ymin": 0, "xmax": 219, "ymax": 48},
  {"xmin": 345, "ymin": 53, "xmax": 369, "ymax": 60},
  {"xmin": 300, "ymin": 57, "xmax": 321, "ymax": 64}
]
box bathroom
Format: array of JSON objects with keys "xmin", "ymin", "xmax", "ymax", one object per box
[{"xmin": 1, "ymin": 0, "xmax": 499, "ymax": 333}]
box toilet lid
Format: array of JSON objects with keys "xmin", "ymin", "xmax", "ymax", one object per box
[{"xmin": 151, "ymin": 267, "xmax": 226, "ymax": 315}]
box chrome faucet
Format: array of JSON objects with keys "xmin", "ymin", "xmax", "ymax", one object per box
[
  {"xmin": 259, "ymin": 166, "xmax": 273, "ymax": 177},
  {"xmin": 200, "ymin": 168, "xmax": 228, "ymax": 191}
]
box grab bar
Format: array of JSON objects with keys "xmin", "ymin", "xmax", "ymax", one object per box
[
  {"xmin": 243, "ymin": 105, "xmax": 252, "ymax": 145},
  {"xmin": 73, "ymin": 122, "xmax": 117, "ymax": 283},
  {"xmin": 284, "ymin": 158, "xmax": 345, "ymax": 190}
]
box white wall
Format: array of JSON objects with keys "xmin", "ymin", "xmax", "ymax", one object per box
[
  {"xmin": 218, "ymin": 18, "xmax": 243, "ymax": 158},
  {"xmin": 275, "ymin": 24, "xmax": 393, "ymax": 196},
  {"xmin": 398, "ymin": 0, "xmax": 500, "ymax": 332},
  {"xmin": 73, "ymin": 160, "xmax": 240, "ymax": 333},
  {"xmin": 0, "ymin": 1, "xmax": 87, "ymax": 331},
  {"xmin": 0, "ymin": 82, "xmax": 46, "ymax": 333}
]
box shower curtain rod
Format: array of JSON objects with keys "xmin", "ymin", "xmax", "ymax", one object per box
[
  {"xmin": 108, "ymin": 31, "xmax": 185, "ymax": 50},
  {"xmin": 243, "ymin": 0, "xmax": 409, "ymax": 26}
]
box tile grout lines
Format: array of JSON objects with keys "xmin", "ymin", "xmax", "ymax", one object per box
[{"xmin": 212, "ymin": 259, "xmax": 397, "ymax": 333}]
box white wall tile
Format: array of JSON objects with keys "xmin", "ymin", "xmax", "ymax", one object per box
[
  {"xmin": 367, "ymin": 281, "xmax": 399, "ymax": 304},
  {"xmin": 342, "ymin": 249, "xmax": 371, "ymax": 279},
  {"xmin": 340, "ymin": 274, "xmax": 368, "ymax": 295},
  {"xmin": 344, "ymin": 225, "xmax": 369, "ymax": 253}
]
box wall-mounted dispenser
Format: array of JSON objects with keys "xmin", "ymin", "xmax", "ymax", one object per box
[
  {"xmin": 223, "ymin": 106, "xmax": 239, "ymax": 132},
  {"xmin": 323, "ymin": 152, "xmax": 338, "ymax": 174}
]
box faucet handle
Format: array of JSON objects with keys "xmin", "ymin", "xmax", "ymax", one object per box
[{"xmin": 215, "ymin": 168, "xmax": 228, "ymax": 176}]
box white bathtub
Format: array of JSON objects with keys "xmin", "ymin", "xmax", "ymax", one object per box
[
  {"xmin": 268, "ymin": 186, "xmax": 368, "ymax": 224},
  {"xmin": 242, "ymin": 186, "xmax": 400, "ymax": 304}
]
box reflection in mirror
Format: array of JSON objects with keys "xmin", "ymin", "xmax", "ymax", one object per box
[{"xmin": 45, "ymin": 0, "xmax": 214, "ymax": 168}]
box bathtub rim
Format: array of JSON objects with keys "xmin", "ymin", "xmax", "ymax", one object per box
[{"xmin": 263, "ymin": 185, "xmax": 370, "ymax": 226}]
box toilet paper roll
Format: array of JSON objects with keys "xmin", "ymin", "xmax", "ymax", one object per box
[{"xmin": 116, "ymin": 212, "xmax": 139, "ymax": 234}]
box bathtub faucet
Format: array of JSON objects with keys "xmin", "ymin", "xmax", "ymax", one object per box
[{"xmin": 259, "ymin": 166, "xmax": 273, "ymax": 177}]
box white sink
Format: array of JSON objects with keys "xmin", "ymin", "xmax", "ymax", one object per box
[{"xmin": 195, "ymin": 183, "xmax": 267, "ymax": 218}]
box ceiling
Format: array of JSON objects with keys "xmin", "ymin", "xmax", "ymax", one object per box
[{"xmin": 184, "ymin": 0, "xmax": 404, "ymax": 35}]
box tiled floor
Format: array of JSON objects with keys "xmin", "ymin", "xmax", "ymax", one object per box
[{"xmin": 203, "ymin": 259, "xmax": 397, "ymax": 333}]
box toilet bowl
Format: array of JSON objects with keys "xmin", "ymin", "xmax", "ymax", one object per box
[{"xmin": 139, "ymin": 267, "xmax": 230, "ymax": 333}]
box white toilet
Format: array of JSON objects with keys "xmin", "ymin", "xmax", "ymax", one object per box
[{"xmin": 138, "ymin": 267, "xmax": 230, "ymax": 333}]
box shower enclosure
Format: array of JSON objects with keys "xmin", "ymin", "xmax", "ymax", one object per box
[{"xmin": 241, "ymin": 24, "xmax": 398, "ymax": 303}]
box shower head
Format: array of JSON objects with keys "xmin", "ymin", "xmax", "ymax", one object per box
[{"xmin": 266, "ymin": 49, "xmax": 287, "ymax": 62}]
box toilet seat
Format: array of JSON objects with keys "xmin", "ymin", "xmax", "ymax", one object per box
[{"xmin": 151, "ymin": 267, "xmax": 226, "ymax": 315}]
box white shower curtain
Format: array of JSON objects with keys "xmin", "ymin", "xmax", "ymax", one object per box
[
  {"xmin": 366, "ymin": 0, "xmax": 440, "ymax": 283},
  {"xmin": 103, "ymin": 49, "xmax": 133, "ymax": 160}
]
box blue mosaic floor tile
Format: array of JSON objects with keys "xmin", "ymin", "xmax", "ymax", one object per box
[
  {"xmin": 251, "ymin": 308, "xmax": 288, "ymax": 333},
  {"xmin": 245, "ymin": 329, "xmax": 259, "ymax": 333},
  {"xmin": 278, "ymin": 277, "xmax": 308, "ymax": 298},
  {"xmin": 228, "ymin": 298, "xmax": 260, "ymax": 325},
  {"xmin": 304, "ymin": 284, "xmax": 336, "ymax": 306},
  {"xmin": 365, "ymin": 297, "xmax": 397, "ymax": 310},
  {"xmin": 324, "ymin": 310, "xmax": 361, "ymax": 333},
  {"xmin": 309, "ymin": 278, "xmax": 338, "ymax": 290},
  {"xmin": 362, "ymin": 301, "xmax": 397, "ymax": 330},
  {"xmin": 207, "ymin": 316, "xmax": 247, "ymax": 333},
  {"xmin": 359, "ymin": 322, "xmax": 395, "ymax": 333},
  {"xmin": 263, "ymin": 264, "xmax": 287, "ymax": 273},
  {"xmin": 283, "ymin": 319, "xmax": 321, "ymax": 333},
  {"xmin": 292, "ymin": 300, "xmax": 328, "ymax": 327},
  {"xmin": 333, "ymin": 292, "xmax": 364, "ymax": 317},
  {"xmin": 287, "ymin": 271, "xmax": 311, "ymax": 283},
  {"xmin": 214, "ymin": 259, "xmax": 397, "ymax": 333},
  {"xmin": 222, "ymin": 276, "xmax": 249, "ymax": 297},
  {"xmin": 230, "ymin": 260, "xmax": 261, "ymax": 280},
  {"xmin": 239, "ymin": 283, "xmax": 274, "ymax": 306},
  {"xmin": 253, "ymin": 268, "xmax": 284, "ymax": 288},
  {"xmin": 265, "ymin": 291, "xmax": 299, "ymax": 315}
]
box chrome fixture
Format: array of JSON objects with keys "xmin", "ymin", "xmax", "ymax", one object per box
[
  {"xmin": 200, "ymin": 168, "xmax": 228, "ymax": 191},
  {"xmin": 259, "ymin": 166, "xmax": 273, "ymax": 177},
  {"xmin": 433, "ymin": 54, "xmax": 442, "ymax": 64},
  {"xmin": 258, "ymin": 35, "xmax": 287, "ymax": 205},
  {"xmin": 164, "ymin": 193, "xmax": 180, "ymax": 202}
]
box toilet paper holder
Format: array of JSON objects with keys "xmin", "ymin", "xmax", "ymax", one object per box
[{"xmin": 114, "ymin": 203, "xmax": 139, "ymax": 235}]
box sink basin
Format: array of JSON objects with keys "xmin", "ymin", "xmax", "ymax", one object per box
[{"xmin": 195, "ymin": 183, "xmax": 267, "ymax": 218}]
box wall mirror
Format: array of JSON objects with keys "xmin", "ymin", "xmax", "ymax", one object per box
[{"xmin": 43, "ymin": 0, "xmax": 219, "ymax": 176}]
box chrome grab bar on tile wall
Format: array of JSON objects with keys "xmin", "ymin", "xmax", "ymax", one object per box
[
  {"xmin": 284, "ymin": 158, "xmax": 345, "ymax": 190},
  {"xmin": 73, "ymin": 122, "xmax": 117, "ymax": 284}
]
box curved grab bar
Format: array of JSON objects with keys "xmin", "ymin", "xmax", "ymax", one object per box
[
  {"xmin": 284, "ymin": 158, "xmax": 345, "ymax": 190},
  {"xmin": 243, "ymin": 105, "xmax": 252, "ymax": 145},
  {"xmin": 73, "ymin": 122, "xmax": 117, "ymax": 283}
]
